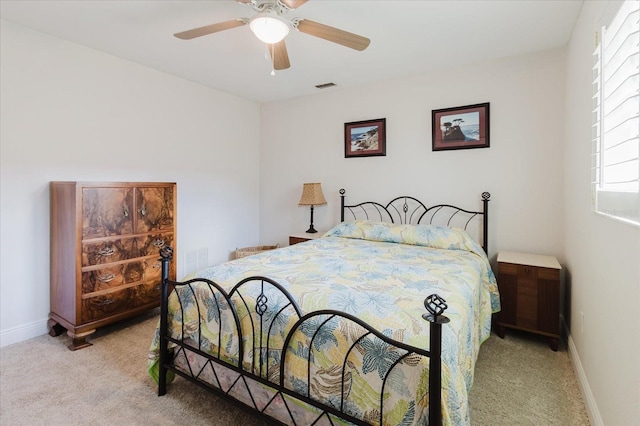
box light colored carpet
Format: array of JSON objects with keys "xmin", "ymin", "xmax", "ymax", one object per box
[{"xmin": 0, "ymin": 310, "xmax": 589, "ymax": 425}]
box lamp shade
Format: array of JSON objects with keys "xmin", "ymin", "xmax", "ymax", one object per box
[
  {"xmin": 298, "ymin": 183, "xmax": 327, "ymax": 206},
  {"xmin": 249, "ymin": 11, "xmax": 290, "ymax": 44}
]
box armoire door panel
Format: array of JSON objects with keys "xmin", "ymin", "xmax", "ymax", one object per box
[
  {"xmin": 135, "ymin": 187, "xmax": 175, "ymax": 233},
  {"xmin": 82, "ymin": 187, "xmax": 134, "ymax": 239}
]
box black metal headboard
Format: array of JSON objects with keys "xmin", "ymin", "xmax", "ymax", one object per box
[{"xmin": 339, "ymin": 189, "xmax": 491, "ymax": 254}]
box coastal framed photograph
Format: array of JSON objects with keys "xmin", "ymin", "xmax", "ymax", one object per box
[
  {"xmin": 432, "ymin": 103, "xmax": 489, "ymax": 151},
  {"xmin": 345, "ymin": 118, "xmax": 386, "ymax": 158}
]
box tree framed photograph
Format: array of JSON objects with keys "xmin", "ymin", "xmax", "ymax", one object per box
[
  {"xmin": 432, "ymin": 103, "xmax": 490, "ymax": 151},
  {"xmin": 344, "ymin": 118, "xmax": 386, "ymax": 158}
]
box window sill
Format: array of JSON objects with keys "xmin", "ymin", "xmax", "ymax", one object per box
[{"xmin": 593, "ymin": 210, "xmax": 640, "ymax": 229}]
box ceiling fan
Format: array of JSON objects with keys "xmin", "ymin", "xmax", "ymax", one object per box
[{"xmin": 174, "ymin": 0, "xmax": 370, "ymax": 72}]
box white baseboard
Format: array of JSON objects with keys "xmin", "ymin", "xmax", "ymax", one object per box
[
  {"xmin": 0, "ymin": 318, "xmax": 49, "ymax": 348},
  {"xmin": 567, "ymin": 334, "xmax": 604, "ymax": 426}
]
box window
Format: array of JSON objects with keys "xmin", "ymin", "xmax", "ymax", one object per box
[{"xmin": 592, "ymin": 0, "xmax": 639, "ymax": 226}]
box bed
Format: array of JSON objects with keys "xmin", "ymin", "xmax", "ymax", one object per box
[{"xmin": 148, "ymin": 190, "xmax": 499, "ymax": 425}]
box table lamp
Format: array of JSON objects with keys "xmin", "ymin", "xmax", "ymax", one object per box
[{"xmin": 298, "ymin": 183, "xmax": 327, "ymax": 233}]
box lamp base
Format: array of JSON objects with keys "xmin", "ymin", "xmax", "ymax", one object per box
[{"xmin": 306, "ymin": 205, "xmax": 318, "ymax": 233}]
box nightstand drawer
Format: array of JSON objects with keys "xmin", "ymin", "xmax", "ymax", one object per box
[
  {"xmin": 289, "ymin": 236, "xmax": 310, "ymax": 245},
  {"xmin": 516, "ymin": 278, "xmax": 538, "ymax": 329},
  {"xmin": 289, "ymin": 232, "xmax": 324, "ymax": 246}
]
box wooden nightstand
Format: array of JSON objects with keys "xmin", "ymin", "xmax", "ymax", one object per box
[
  {"xmin": 495, "ymin": 251, "xmax": 562, "ymax": 351},
  {"xmin": 289, "ymin": 232, "xmax": 324, "ymax": 245}
]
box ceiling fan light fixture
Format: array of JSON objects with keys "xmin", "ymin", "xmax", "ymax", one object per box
[{"xmin": 249, "ymin": 12, "xmax": 290, "ymax": 44}]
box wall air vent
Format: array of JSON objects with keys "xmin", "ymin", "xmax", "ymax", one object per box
[{"xmin": 315, "ymin": 82, "xmax": 336, "ymax": 89}]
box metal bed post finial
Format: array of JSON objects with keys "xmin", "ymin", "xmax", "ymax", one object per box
[
  {"xmin": 423, "ymin": 294, "xmax": 450, "ymax": 426},
  {"xmin": 481, "ymin": 192, "xmax": 491, "ymax": 254},
  {"xmin": 157, "ymin": 246, "xmax": 174, "ymax": 396},
  {"xmin": 340, "ymin": 188, "xmax": 346, "ymax": 222}
]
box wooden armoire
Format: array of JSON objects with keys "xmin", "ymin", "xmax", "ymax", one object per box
[{"xmin": 49, "ymin": 182, "xmax": 177, "ymax": 350}]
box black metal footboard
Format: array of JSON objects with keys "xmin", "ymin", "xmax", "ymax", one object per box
[{"xmin": 157, "ymin": 247, "xmax": 449, "ymax": 426}]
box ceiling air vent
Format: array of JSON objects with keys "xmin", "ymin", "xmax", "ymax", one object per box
[{"xmin": 315, "ymin": 82, "xmax": 336, "ymax": 89}]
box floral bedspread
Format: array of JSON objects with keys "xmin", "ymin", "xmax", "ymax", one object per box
[{"xmin": 148, "ymin": 221, "xmax": 500, "ymax": 425}]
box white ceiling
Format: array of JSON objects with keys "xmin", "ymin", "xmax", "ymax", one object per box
[{"xmin": 0, "ymin": 0, "xmax": 584, "ymax": 103}]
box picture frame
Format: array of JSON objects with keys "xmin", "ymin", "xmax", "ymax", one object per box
[
  {"xmin": 344, "ymin": 118, "xmax": 386, "ymax": 158},
  {"xmin": 432, "ymin": 103, "xmax": 490, "ymax": 151}
]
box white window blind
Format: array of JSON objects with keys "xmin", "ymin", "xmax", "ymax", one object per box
[{"xmin": 592, "ymin": 0, "xmax": 640, "ymax": 226}]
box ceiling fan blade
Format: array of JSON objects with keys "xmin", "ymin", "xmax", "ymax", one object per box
[
  {"xmin": 296, "ymin": 19, "xmax": 370, "ymax": 51},
  {"xmin": 280, "ymin": 0, "xmax": 309, "ymax": 9},
  {"xmin": 270, "ymin": 40, "xmax": 291, "ymax": 70},
  {"xmin": 174, "ymin": 19, "xmax": 247, "ymax": 40}
]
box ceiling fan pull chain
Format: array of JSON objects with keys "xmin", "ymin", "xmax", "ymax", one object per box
[{"xmin": 270, "ymin": 43, "xmax": 276, "ymax": 76}]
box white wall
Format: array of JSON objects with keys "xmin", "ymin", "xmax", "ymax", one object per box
[
  {"xmin": 564, "ymin": 2, "xmax": 640, "ymax": 424},
  {"xmin": 259, "ymin": 48, "xmax": 567, "ymax": 264},
  {"xmin": 5, "ymin": 9, "xmax": 637, "ymax": 424},
  {"xmin": 0, "ymin": 21, "xmax": 261, "ymax": 346}
]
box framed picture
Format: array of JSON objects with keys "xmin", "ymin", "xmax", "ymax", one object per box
[
  {"xmin": 432, "ymin": 103, "xmax": 489, "ymax": 151},
  {"xmin": 344, "ymin": 118, "xmax": 386, "ymax": 158}
]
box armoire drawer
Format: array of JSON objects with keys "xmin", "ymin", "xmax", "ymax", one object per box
[
  {"xmin": 82, "ymin": 239, "xmax": 135, "ymax": 266},
  {"xmin": 81, "ymin": 258, "xmax": 163, "ymax": 294},
  {"xmin": 137, "ymin": 233, "xmax": 174, "ymax": 257},
  {"xmin": 81, "ymin": 280, "xmax": 161, "ymax": 323},
  {"xmin": 82, "ymin": 233, "xmax": 174, "ymax": 267}
]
